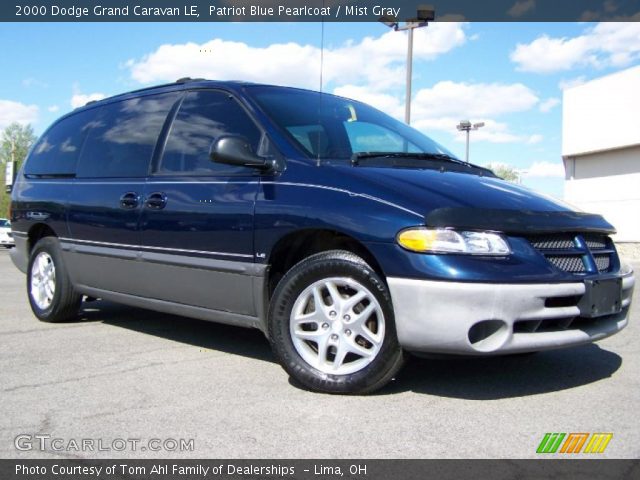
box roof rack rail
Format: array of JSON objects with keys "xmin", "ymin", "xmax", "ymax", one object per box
[{"xmin": 175, "ymin": 77, "xmax": 205, "ymax": 84}]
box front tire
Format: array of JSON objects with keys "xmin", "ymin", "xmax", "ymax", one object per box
[
  {"xmin": 268, "ymin": 250, "xmax": 405, "ymax": 394},
  {"xmin": 27, "ymin": 237, "xmax": 81, "ymax": 323}
]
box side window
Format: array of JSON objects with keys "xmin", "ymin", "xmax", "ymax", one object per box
[
  {"xmin": 76, "ymin": 92, "xmax": 179, "ymax": 178},
  {"xmin": 158, "ymin": 90, "xmax": 262, "ymax": 175},
  {"xmin": 344, "ymin": 121, "xmax": 421, "ymax": 154},
  {"xmin": 24, "ymin": 109, "xmax": 97, "ymax": 176}
]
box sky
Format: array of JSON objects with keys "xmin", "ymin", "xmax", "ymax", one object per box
[{"xmin": 1, "ymin": 21, "xmax": 640, "ymax": 199}]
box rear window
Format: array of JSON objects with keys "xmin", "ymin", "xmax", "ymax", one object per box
[
  {"xmin": 76, "ymin": 92, "xmax": 180, "ymax": 178},
  {"xmin": 24, "ymin": 109, "xmax": 96, "ymax": 177}
]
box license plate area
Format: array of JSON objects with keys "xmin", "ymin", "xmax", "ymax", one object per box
[{"xmin": 578, "ymin": 278, "xmax": 622, "ymax": 318}]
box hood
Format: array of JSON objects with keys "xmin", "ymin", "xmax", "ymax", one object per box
[{"xmin": 331, "ymin": 165, "xmax": 615, "ymax": 234}]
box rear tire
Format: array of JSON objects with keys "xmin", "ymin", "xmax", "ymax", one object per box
[
  {"xmin": 268, "ymin": 250, "xmax": 405, "ymax": 394},
  {"xmin": 27, "ymin": 237, "xmax": 81, "ymax": 323}
]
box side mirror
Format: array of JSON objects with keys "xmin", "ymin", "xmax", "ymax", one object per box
[{"xmin": 210, "ymin": 136, "xmax": 271, "ymax": 170}]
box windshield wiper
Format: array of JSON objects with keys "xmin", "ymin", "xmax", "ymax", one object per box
[{"xmin": 351, "ymin": 151, "xmax": 467, "ymax": 166}]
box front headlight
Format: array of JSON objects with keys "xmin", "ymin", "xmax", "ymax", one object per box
[{"xmin": 397, "ymin": 227, "xmax": 511, "ymax": 255}]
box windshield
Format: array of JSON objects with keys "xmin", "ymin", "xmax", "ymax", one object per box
[
  {"xmin": 246, "ymin": 86, "xmax": 456, "ymax": 162},
  {"xmin": 0, "ymin": 219, "xmax": 10, "ymax": 227}
]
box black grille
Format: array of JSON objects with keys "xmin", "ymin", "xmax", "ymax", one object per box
[
  {"xmin": 594, "ymin": 254, "xmax": 611, "ymax": 272},
  {"xmin": 528, "ymin": 234, "xmax": 575, "ymax": 250},
  {"xmin": 526, "ymin": 233, "xmax": 616, "ymax": 274},
  {"xmin": 583, "ymin": 234, "xmax": 608, "ymax": 249},
  {"xmin": 546, "ymin": 255, "xmax": 586, "ymax": 273}
]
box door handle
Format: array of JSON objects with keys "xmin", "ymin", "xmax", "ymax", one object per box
[
  {"xmin": 119, "ymin": 192, "xmax": 140, "ymax": 209},
  {"xmin": 145, "ymin": 192, "xmax": 168, "ymax": 210}
]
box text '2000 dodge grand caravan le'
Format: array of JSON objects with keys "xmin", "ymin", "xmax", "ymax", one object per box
[{"xmin": 10, "ymin": 79, "xmax": 635, "ymax": 393}]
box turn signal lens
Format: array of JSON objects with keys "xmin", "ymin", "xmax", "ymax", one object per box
[{"xmin": 397, "ymin": 228, "xmax": 511, "ymax": 255}]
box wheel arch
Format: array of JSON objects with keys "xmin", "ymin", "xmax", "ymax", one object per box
[
  {"xmin": 27, "ymin": 223, "xmax": 58, "ymax": 253},
  {"xmin": 266, "ymin": 228, "xmax": 385, "ymax": 300}
]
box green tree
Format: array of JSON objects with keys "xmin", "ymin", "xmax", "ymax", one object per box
[
  {"xmin": 1, "ymin": 122, "xmax": 38, "ymax": 217},
  {"xmin": 485, "ymin": 162, "xmax": 520, "ymax": 183}
]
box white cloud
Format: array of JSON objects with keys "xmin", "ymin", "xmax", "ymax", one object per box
[
  {"xmin": 539, "ymin": 97, "xmax": 560, "ymax": 113},
  {"xmin": 70, "ymin": 91, "xmax": 106, "ymax": 108},
  {"xmin": 511, "ymin": 22, "xmax": 640, "ymax": 73},
  {"xmin": 0, "ymin": 100, "xmax": 39, "ymax": 129},
  {"xmin": 47, "ymin": 105, "xmax": 60, "ymax": 113},
  {"xmin": 511, "ymin": 35, "xmax": 593, "ymax": 74},
  {"xmin": 412, "ymin": 81, "xmax": 539, "ymax": 118},
  {"xmin": 558, "ymin": 76, "xmax": 587, "ymax": 90},
  {"xmin": 126, "ymin": 23, "xmax": 467, "ymax": 90},
  {"xmin": 507, "ymin": 0, "xmax": 536, "ymax": 18},
  {"xmin": 524, "ymin": 161, "xmax": 565, "ymax": 178}
]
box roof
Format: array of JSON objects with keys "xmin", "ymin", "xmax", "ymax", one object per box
[{"xmin": 77, "ymin": 78, "xmax": 254, "ymax": 109}]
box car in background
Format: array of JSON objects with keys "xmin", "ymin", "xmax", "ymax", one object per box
[{"xmin": 0, "ymin": 218, "xmax": 14, "ymax": 248}]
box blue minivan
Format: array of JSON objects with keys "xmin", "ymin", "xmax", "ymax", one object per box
[{"xmin": 10, "ymin": 79, "xmax": 635, "ymax": 393}]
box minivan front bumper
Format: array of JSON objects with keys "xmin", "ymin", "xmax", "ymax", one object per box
[{"xmin": 388, "ymin": 271, "xmax": 634, "ymax": 355}]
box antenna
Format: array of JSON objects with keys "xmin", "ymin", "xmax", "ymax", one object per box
[
  {"xmin": 317, "ymin": 2, "xmax": 326, "ymax": 167},
  {"xmin": 319, "ymin": 9, "xmax": 325, "ymax": 94}
]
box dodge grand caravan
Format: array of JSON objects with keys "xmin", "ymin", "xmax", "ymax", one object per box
[{"xmin": 10, "ymin": 79, "xmax": 635, "ymax": 393}]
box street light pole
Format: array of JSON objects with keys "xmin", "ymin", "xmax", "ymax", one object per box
[
  {"xmin": 405, "ymin": 26, "xmax": 414, "ymax": 124},
  {"xmin": 465, "ymin": 128, "xmax": 470, "ymax": 164},
  {"xmin": 456, "ymin": 120, "xmax": 485, "ymax": 163},
  {"xmin": 380, "ymin": 5, "xmax": 435, "ymax": 125}
]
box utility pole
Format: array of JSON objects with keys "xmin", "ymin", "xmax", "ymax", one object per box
[
  {"xmin": 380, "ymin": 5, "xmax": 435, "ymax": 125},
  {"xmin": 456, "ymin": 120, "xmax": 485, "ymax": 163}
]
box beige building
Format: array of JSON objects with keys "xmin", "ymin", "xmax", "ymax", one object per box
[{"xmin": 563, "ymin": 66, "xmax": 640, "ymax": 259}]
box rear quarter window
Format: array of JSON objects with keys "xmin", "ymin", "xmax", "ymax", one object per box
[{"xmin": 24, "ymin": 109, "xmax": 97, "ymax": 177}]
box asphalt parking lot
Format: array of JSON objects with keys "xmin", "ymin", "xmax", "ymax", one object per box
[{"xmin": 1, "ymin": 249, "xmax": 638, "ymax": 459}]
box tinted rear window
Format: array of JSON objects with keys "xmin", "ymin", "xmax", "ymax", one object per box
[
  {"xmin": 76, "ymin": 92, "xmax": 180, "ymax": 178},
  {"xmin": 24, "ymin": 109, "xmax": 97, "ymax": 177}
]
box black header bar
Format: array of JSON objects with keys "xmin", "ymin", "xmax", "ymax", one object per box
[
  {"xmin": 2, "ymin": 459, "xmax": 639, "ymax": 480},
  {"xmin": 3, "ymin": 1, "xmax": 640, "ymax": 22}
]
